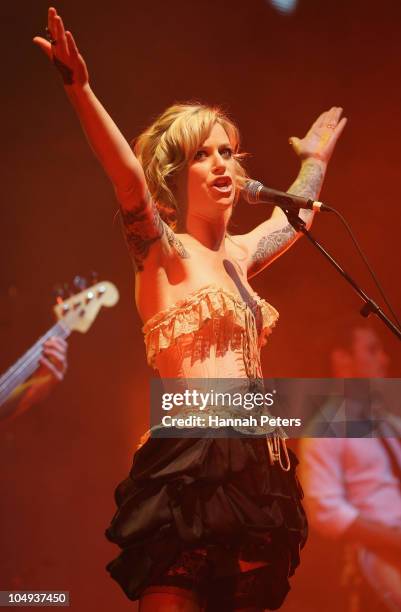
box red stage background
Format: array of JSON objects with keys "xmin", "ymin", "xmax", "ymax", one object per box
[{"xmin": 1, "ymin": 0, "xmax": 400, "ymax": 610}]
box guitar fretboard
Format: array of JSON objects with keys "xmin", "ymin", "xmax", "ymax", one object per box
[{"xmin": 0, "ymin": 321, "xmax": 71, "ymax": 408}]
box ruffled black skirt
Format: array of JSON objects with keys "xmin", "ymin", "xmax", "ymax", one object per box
[{"xmin": 105, "ymin": 436, "xmax": 308, "ymax": 610}]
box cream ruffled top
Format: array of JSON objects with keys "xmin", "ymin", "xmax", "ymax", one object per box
[
  {"xmin": 142, "ymin": 284, "xmax": 279, "ymax": 380},
  {"xmin": 140, "ymin": 284, "xmax": 291, "ymax": 470}
]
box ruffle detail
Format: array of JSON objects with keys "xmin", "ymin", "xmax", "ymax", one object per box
[
  {"xmin": 105, "ymin": 436, "xmax": 307, "ymax": 604},
  {"xmin": 142, "ymin": 284, "xmax": 279, "ymax": 368}
]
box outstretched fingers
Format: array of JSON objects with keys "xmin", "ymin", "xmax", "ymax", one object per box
[
  {"xmin": 55, "ymin": 14, "xmax": 68, "ymax": 49},
  {"xmin": 33, "ymin": 8, "xmax": 68, "ymax": 60},
  {"xmin": 315, "ymin": 110, "xmax": 329, "ymax": 129},
  {"xmin": 66, "ymin": 31, "xmax": 79, "ymax": 59},
  {"xmin": 47, "ymin": 7, "xmax": 58, "ymax": 42},
  {"xmin": 35, "ymin": 9, "xmax": 89, "ymax": 86},
  {"xmin": 32, "ymin": 6, "xmax": 57, "ymax": 58},
  {"xmin": 326, "ymin": 106, "xmax": 343, "ymax": 128},
  {"xmin": 51, "ymin": 17, "xmax": 69, "ymax": 59},
  {"xmin": 333, "ymin": 116, "xmax": 348, "ymax": 140}
]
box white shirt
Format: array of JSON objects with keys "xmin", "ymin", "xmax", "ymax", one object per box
[{"xmin": 299, "ymin": 429, "xmax": 401, "ymax": 538}]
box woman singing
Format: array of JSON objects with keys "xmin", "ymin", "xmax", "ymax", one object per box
[{"xmin": 34, "ymin": 8, "xmax": 346, "ymax": 611}]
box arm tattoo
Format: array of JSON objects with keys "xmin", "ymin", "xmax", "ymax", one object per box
[
  {"xmin": 248, "ymin": 160, "xmax": 325, "ymax": 275},
  {"xmin": 120, "ymin": 194, "xmax": 189, "ymax": 271},
  {"xmin": 164, "ymin": 224, "xmax": 190, "ymax": 259},
  {"xmin": 250, "ymin": 223, "xmax": 296, "ymax": 276},
  {"xmin": 289, "ymin": 158, "xmax": 325, "ymax": 199},
  {"xmin": 287, "ymin": 159, "xmax": 325, "ymax": 225},
  {"xmin": 120, "ymin": 193, "xmax": 164, "ymax": 271}
]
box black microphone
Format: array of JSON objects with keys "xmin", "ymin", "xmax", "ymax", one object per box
[{"xmin": 243, "ymin": 180, "xmax": 331, "ymax": 212}]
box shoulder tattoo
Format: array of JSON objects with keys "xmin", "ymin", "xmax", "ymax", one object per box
[
  {"xmin": 120, "ymin": 194, "xmax": 164, "ymax": 271},
  {"xmin": 120, "ymin": 195, "xmax": 190, "ymax": 270}
]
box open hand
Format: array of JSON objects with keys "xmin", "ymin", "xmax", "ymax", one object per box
[
  {"xmin": 33, "ymin": 7, "xmax": 89, "ymax": 87},
  {"xmin": 289, "ymin": 107, "xmax": 347, "ymax": 164}
]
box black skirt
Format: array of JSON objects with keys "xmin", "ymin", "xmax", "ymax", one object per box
[{"xmin": 105, "ymin": 435, "xmax": 308, "ymax": 610}]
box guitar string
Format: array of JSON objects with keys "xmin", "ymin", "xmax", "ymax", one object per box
[
  {"xmin": 0, "ymin": 322, "xmax": 70, "ymax": 397},
  {"xmin": 0, "ymin": 322, "xmax": 70, "ymax": 392},
  {"xmin": 0, "ymin": 285, "xmax": 112, "ymax": 401}
]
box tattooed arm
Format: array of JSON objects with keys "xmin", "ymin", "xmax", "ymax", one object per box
[
  {"xmin": 33, "ymin": 8, "xmax": 185, "ymax": 271},
  {"xmin": 120, "ymin": 200, "xmax": 189, "ymax": 271},
  {"xmin": 232, "ymin": 107, "xmax": 347, "ymax": 278}
]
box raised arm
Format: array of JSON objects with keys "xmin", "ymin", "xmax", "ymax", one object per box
[
  {"xmin": 33, "ymin": 7, "xmax": 173, "ymax": 271},
  {"xmin": 234, "ymin": 107, "xmax": 347, "ymax": 278}
]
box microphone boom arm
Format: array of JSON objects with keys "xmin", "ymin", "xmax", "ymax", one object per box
[{"xmin": 283, "ymin": 210, "xmax": 401, "ymax": 340}]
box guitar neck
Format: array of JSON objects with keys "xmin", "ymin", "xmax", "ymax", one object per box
[{"xmin": 0, "ymin": 321, "xmax": 71, "ymax": 407}]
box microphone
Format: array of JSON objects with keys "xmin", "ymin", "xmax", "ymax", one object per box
[{"xmin": 243, "ymin": 180, "xmax": 331, "ymax": 213}]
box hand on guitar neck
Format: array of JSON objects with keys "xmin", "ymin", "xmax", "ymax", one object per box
[
  {"xmin": 37, "ymin": 336, "xmax": 68, "ymax": 383},
  {"xmin": 0, "ymin": 279, "xmax": 119, "ymax": 422},
  {"xmin": 5, "ymin": 336, "xmax": 68, "ymax": 421}
]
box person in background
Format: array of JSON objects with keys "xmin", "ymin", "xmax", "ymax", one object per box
[{"xmin": 299, "ymin": 322, "xmax": 401, "ymax": 612}]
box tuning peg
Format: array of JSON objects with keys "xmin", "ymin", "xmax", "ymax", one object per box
[
  {"xmin": 72, "ymin": 276, "xmax": 88, "ymax": 292},
  {"xmin": 53, "ymin": 283, "xmax": 68, "ymax": 302},
  {"xmin": 89, "ymin": 270, "xmax": 99, "ymax": 285}
]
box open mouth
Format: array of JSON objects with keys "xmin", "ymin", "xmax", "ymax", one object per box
[{"xmin": 211, "ymin": 176, "xmax": 233, "ymax": 193}]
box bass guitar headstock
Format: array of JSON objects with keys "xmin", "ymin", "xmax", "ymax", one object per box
[{"xmin": 53, "ymin": 278, "xmax": 119, "ymax": 333}]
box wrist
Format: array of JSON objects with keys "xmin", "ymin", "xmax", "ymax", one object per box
[
  {"xmin": 301, "ymin": 157, "xmax": 328, "ymax": 172},
  {"xmin": 65, "ymin": 82, "xmax": 92, "ymax": 102}
]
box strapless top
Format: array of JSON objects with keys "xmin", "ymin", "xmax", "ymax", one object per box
[
  {"xmin": 139, "ymin": 284, "xmax": 290, "ymax": 467},
  {"xmin": 142, "ymin": 283, "xmax": 279, "ymax": 379}
]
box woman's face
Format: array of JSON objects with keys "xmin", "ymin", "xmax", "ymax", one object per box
[{"xmin": 175, "ymin": 122, "xmax": 238, "ymax": 223}]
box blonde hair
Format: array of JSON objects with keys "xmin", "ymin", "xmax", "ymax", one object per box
[{"xmin": 133, "ymin": 103, "xmax": 248, "ymax": 230}]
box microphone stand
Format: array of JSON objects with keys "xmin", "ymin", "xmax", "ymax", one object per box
[{"xmin": 284, "ymin": 210, "xmax": 401, "ymax": 341}]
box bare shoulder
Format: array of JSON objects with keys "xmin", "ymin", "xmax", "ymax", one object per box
[{"xmin": 225, "ymin": 233, "xmax": 250, "ymax": 257}]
